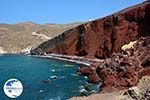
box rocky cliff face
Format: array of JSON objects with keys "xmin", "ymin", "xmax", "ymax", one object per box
[
  {"xmin": 79, "ymin": 36, "xmax": 150, "ymax": 93},
  {"xmin": 31, "ymin": 1, "xmax": 150, "ymax": 59}
]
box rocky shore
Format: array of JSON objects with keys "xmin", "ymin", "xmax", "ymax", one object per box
[
  {"xmin": 73, "ymin": 36, "xmax": 150, "ymax": 99},
  {"xmin": 70, "ymin": 76, "xmax": 150, "ymax": 100},
  {"xmin": 30, "ymin": 1, "xmax": 150, "ymax": 99},
  {"xmin": 79, "ymin": 36, "xmax": 150, "ymax": 89},
  {"xmin": 31, "ymin": 35, "xmax": 150, "ymax": 100}
]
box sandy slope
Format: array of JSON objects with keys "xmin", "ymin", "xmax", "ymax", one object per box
[{"xmin": 0, "ymin": 22, "xmax": 82, "ymax": 53}]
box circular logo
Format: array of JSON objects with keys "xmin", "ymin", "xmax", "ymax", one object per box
[{"xmin": 3, "ymin": 78, "xmax": 23, "ymax": 98}]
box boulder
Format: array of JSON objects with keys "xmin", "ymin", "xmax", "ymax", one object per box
[
  {"xmin": 79, "ymin": 67, "xmax": 93, "ymax": 75},
  {"xmin": 88, "ymin": 73, "xmax": 101, "ymax": 83}
]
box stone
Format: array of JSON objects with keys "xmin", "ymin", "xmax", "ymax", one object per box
[
  {"xmin": 145, "ymin": 89, "xmax": 150, "ymax": 99},
  {"xmin": 88, "ymin": 73, "xmax": 101, "ymax": 83},
  {"xmin": 79, "ymin": 67, "xmax": 93, "ymax": 75},
  {"xmin": 127, "ymin": 89, "xmax": 139, "ymax": 100}
]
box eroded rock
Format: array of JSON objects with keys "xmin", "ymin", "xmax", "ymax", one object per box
[
  {"xmin": 31, "ymin": 2, "xmax": 150, "ymax": 59},
  {"xmin": 79, "ymin": 36, "xmax": 150, "ymax": 93}
]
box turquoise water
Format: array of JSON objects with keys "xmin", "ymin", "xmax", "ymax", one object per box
[{"xmin": 0, "ymin": 54, "xmax": 92, "ymax": 100}]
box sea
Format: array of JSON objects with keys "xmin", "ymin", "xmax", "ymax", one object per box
[{"xmin": 0, "ymin": 54, "xmax": 99, "ymax": 100}]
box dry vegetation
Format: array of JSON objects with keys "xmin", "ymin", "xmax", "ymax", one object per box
[{"xmin": 0, "ymin": 22, "xmax": 82, "ymax": 53}]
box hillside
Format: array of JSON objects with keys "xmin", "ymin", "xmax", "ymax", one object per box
[
  {"xmin": 0, "ymin": 22, "xmax": 81, "ymax": 53},
  {"xmin": 31, "ymin": 1, "xmax": 150, "ymax": 59}
]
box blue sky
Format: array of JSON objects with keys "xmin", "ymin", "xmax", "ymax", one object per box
[{"xmin": 0, "ymin": 0, "xmax": 143, "ymax": 24}]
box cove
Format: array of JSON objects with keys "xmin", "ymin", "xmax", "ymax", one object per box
[{"xmin": 0, "ymin": 54, "xmax": 99, "ymax": 100}]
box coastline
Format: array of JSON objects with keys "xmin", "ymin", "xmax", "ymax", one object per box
[
  {"xmin": 0, "ymin": 54, "xmax": 91, "ymax": 100},
  {"xmin": 0, "ymin": 53, "xmax": 96, "ymax": 66},
  {"xmin": 2, "ymin": 36, "xmax": 150, "ymax": 99},
  {"xmin": 0, "ymin": 51, "xmax": 103, "ymax": 66},
  {"xmin": 30, "ymin": 54, "xmax": 104, "ymax": 66},
  {"xmin": 1, "ymin": 53, "xmax": 150, "ymax": 100},
  {"xmin": 0, "ymin": 53, "xmax": 102, "ymax": 99},
  {"xmin": 70, "ymin": 76, "xmax": 150, "ymax": 100}
]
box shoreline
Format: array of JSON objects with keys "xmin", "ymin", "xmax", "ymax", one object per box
[
  {"xmin": 0, "ymin": 53, "xmax": 102, "ymax": 99},
  {"xmin": 70, "ymin": 76, "xmax": 150, "ymax": 100},
  {"xmin": 0, "ymin": 53, "xmax": 103, "ymax": 66},
  {"xmin": 30, "ymin": 54, "xmax": 104, "ymax": 66}
]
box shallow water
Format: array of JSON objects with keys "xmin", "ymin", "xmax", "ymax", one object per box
[{"xmin": 0, "ymin": 54, "xmax": 94, "ymax": 100}]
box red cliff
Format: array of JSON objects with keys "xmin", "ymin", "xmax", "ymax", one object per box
[{"xmin": 31, "ymin": 1, "xmax": 150, "ymax": 59}]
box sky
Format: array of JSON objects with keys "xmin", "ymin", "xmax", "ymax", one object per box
[{"xmin": 0, "ymin": 0, "xmax": 143, "ymax": 24}]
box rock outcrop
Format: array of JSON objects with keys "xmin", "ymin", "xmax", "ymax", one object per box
[
  {"xmin": 79, "ymin": 36, "xmax": 150, "ymax": 92},
  {"xmin": 29, "ymin": 1, "xmax": 150, "ymax": 98},
  {"xmin": 70, "ymin": 76, "xmax": 150, "ymax": 100},
  {"xmin": 31, "ymin": 1, "xmax": 150, "ymax": 59}
]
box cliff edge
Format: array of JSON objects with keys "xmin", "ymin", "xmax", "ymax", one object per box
[{"xmin": 31, "ymin": 1, "xmax": 150, "ymax": 59}]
